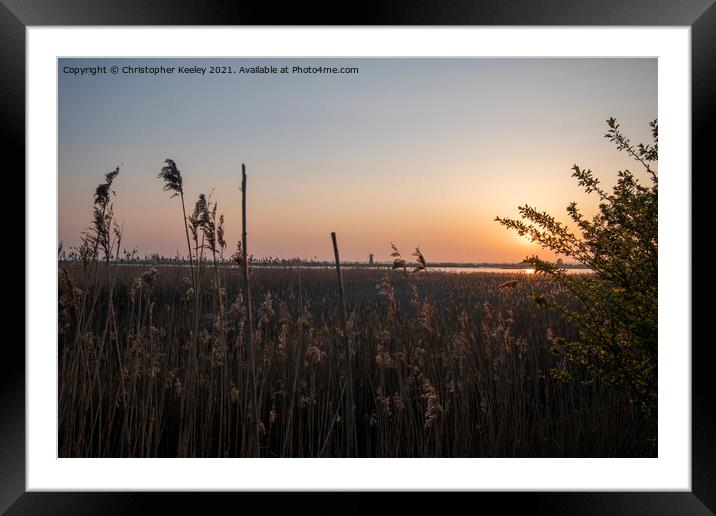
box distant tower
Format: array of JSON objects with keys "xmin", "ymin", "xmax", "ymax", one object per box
[{"xmin": 369, "ymin": 253, "xmax": 374, "ymax": 265}]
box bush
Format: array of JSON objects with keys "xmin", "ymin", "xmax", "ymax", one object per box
[{"xmin": 496, "ymin": 118, "xmax": 658, "ymax": 440}]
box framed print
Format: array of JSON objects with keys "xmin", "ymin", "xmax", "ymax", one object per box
[{"xmin": 4, "ymin": 0, "xmax": 713, "ymax": 514}]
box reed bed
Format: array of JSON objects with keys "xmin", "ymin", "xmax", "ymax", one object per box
[{"xmin": 58, "ymin": 264, "xmax": 653, "ymax": 457}]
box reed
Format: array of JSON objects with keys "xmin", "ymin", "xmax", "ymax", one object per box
[
  {"xmin": 157, "ymin": 159, "xmax": 195, "ymax": 290},
  {"xmin": 241, "ymin": 164, "xmax": 259, "ymax": 455},
  {"xmin": 331, "ymin": 232, "xmax": 356, "ymax": 455},
  {"xmin": 58, "ymin": 262, "xmax": 653, "ymax": 457}
]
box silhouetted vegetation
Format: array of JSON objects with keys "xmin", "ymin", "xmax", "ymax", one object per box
[
  {"xmin": 58, "ymin": 124, "xmax": 657, "ymax": 457},
  {"xmin": 497, "ymin": 118, "xmax": 658, "ymax": 448}
]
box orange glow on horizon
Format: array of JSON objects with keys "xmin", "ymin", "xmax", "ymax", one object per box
[{"xmin": 58, "ymin": 58, "xmax": 655, "ymax": 263}]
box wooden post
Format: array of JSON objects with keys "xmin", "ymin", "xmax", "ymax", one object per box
[
  {"xmin": 331, "ymin": 232, "xmax": 356, "ymax": 455},
  {"xmin": 242, "ymin": 164, "xmax": 258, "ymax": 456}
]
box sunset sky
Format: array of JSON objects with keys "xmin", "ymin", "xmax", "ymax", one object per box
[{"xmin": 58, "ymin": 58, "xmax": 657, "ymax": 262}]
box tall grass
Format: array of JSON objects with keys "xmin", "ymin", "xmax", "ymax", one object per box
[
  {"xmin": 58, "ymin": 264, "xmax": 652, "ymax": 457},
  {"xmin": 57, "ymin": 163, "xmax": 653, "ymax": 457}
]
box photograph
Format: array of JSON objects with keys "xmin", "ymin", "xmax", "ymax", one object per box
[{"xmin": 56, "ymin": 56, "xmax": 658, "ymax": 459}]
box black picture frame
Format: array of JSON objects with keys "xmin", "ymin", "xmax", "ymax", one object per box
[{"xmin": 4, "ymin": 1, "xmax": 712, "ymax": 514}]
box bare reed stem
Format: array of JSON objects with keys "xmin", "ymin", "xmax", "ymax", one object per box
[
  {"xmin": 331, "ymin": 231, "xmax": 356, "ymax": 456},
  {"xmin": 242, "ymin": 164, "xmax": 259, "ymax": 455}
]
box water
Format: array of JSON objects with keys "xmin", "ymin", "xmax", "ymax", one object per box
[{"xmin": 430, "ymin": 266, "xmax": 592, "ymax": 274}]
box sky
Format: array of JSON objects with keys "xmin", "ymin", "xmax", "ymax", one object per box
[{"xmin": 58, "ymin": 58, "xmax": 657, "ymax": 263}]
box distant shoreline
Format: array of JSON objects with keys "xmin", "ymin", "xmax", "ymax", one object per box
[{"xmin": 58, "ymin": 259, "xmax": 589, "ymax": 269}]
